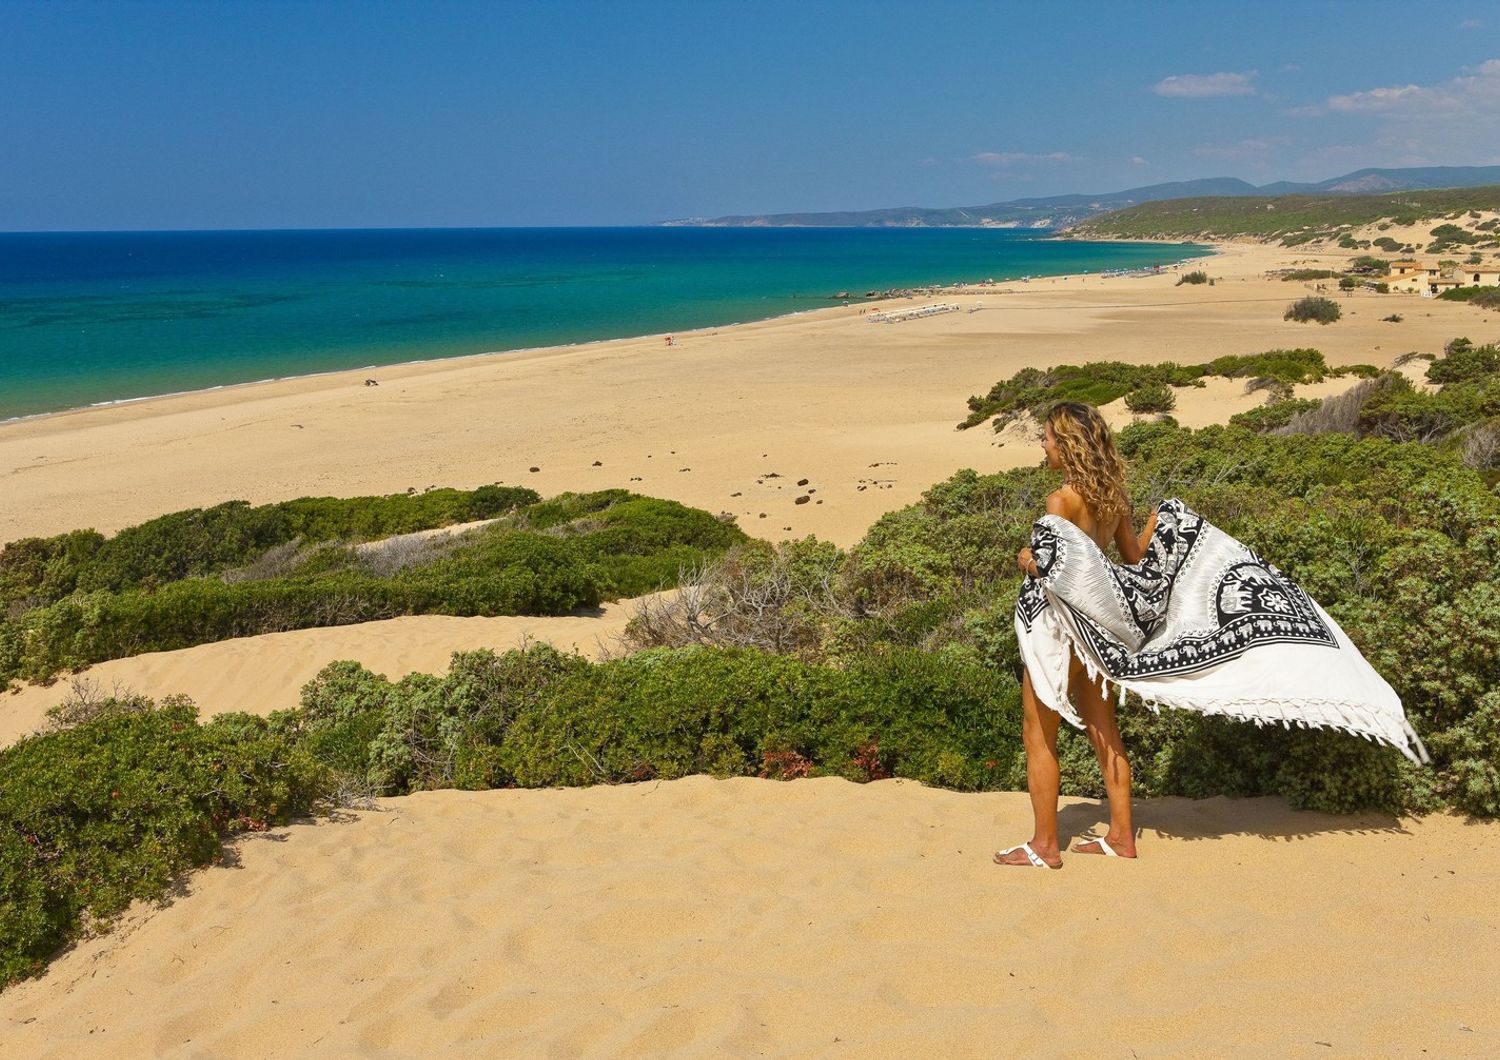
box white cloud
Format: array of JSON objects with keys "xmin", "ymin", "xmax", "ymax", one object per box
[
  {"xmin": 1128, "ymin": 156, "xmax": 1151, "ymax": 166},
  {"xmin": 1282, "ymin": 59, "xmax": 1500, "ymax": 171},
  {"xmin": 969, "ymin": 151, "xmax": 1074, "ymax": 167},
  {"xmin": 1322, "ymin": 58, "xmax": 1500, "ymax": 115},
  {"xmin": 1460, "ymin": 18, "xmax": 1483, "ymax": 29},
  {"xmin": 1152, "ymin": 71, "xmax": 1258, "ymax": 98}
]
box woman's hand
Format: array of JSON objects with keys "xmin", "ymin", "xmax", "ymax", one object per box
[{"xmin": 1017, "ymin": 546, "xmax": 1036, "ymax": 577}]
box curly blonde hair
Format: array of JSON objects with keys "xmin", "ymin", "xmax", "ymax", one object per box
[{"xmin": 1045, "ymin": 401, "xmax": 1128, "ymax": 522}]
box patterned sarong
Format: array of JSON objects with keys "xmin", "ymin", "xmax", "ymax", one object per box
[{"xmin": 1014, "ymin": 498, "xmax": 1429, "ymax": 764}]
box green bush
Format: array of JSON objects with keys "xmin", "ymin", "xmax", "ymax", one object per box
[
  {"xmin": 1426, "ymin": 338, "xmax": 1500, "ymax": 384},
  {"xmin": 0, "ymin": 493, "xmax": 747, "ymax": 687},
  {"xmin": 1229, "ymin": 398, "xmax": 1323, "ymax": 433},
  {"xmin": 1203, "ymin": 348, "xmax": 1333, "ymax": 385},
  {"xmin": 1125, "ymin": 383, "xmax": 1177, "ymax": 413},
  {"xmin": 962, "ymin": 350, "xmax": 1335, "ymax": 431},
  {"xmin": 1280, "ymin": 269, "xmax": 1340, "ymax": 282},
  {"xmin": 1437, "ymin": 286, "xmax": 1500, "ymax": 310},
  {"xmin": 285, "ymin": 643, "xmax": 1024, "ymax": 795},
  {"xmin": 1176, "ymin": 270, "xmax": 1209, "ymax": 285},
  {"xmin": 0, "ymin": 700, "xmax": 327, "ymax": 988},
  {"xmin": 0, "ymin": 486, "xmax": 540, "ymax": 613},
  {"xmin": 1284, "ymin": 296, "xmax": 1342, "ymax": 324}
]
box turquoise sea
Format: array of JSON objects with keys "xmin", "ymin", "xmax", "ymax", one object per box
[{"xmin": 0, "ymin": 227, "xmax": 1209, "ymax": 420}]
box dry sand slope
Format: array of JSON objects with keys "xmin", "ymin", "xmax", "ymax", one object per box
[
  {"xmin": 0, "ymin": 599, "xmax": 658, "ymax": 749},
  {"xmin": 0, "ymin": 779, "xmax": 1496, "ymax": 1058}
]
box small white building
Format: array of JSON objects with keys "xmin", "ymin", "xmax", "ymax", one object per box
[{"xmin": 1386, "ymin": 258, "xmax": 1500, "ymax": 295}]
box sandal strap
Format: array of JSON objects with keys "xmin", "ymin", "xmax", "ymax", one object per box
[{"xmin": 1001, "ymin": 842, "xmax": 1048, "ymax": 868}]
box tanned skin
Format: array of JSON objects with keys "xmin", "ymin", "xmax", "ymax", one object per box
[{"xmin": 994, "ymin": 422, "xmax": 1156, "ymax": 868}]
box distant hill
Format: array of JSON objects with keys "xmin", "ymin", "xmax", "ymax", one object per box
[
  {"xmin": 660, "ymin": 166, "xmax": 1500, "ymax": 229},
  {"xmin": 1068, "ymin": 184, "xmax": 1500, "ymax": 247}
]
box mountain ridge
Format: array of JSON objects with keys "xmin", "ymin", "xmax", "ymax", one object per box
[{"xmin": 660, "ymin": 166, "xmax": 1500, "ymax": 229}]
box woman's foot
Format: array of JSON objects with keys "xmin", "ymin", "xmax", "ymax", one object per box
[
  {"xmin": 1072, "ymin": 834, "xmax": 1137, "ymax": 858},
  {"xmin": 993, "ymin": 841, "xmax": 1062, "ymax": 868}
]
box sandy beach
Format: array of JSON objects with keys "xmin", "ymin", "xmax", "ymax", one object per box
[
  {"xmin": 2, "ymin": 242, "xmax": 1489, "ymax": 551},
  {"xmin": 0, "ymin": 779, "xmax": 1494, "ymax": 1057},
  {"xmin": 4, "ymin": 239, "xmax": 1499, "ymax": 1055}
]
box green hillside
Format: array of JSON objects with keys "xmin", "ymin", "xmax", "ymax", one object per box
[{"xmin": 1069, "ymin": 185, "xmax": 1500, "ymax": 244}]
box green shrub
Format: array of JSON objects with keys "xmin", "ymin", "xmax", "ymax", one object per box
[
  {"xmin": 0, "ymin": 486, "xmax": 541, "ymax": 613},
  {"xmin": 1437, "ymin": 286, "xmax": 1500, "ymax": 310},
  {"xmin": 1204, "ymin": 348, "xmax": 1332, "ymax": 385},
  {"xmin": 1176, "ymin": 270, "xmax": 1209, "ymax": 285},
  {"xmin": 1229, "ymin": 398, "xmax": 1323, "ymax": 433},
  {"xmin": 1284, "ymin": 296, "xmax": 1342, "ymax": 324},
  {"xmin": 279, "ymin": 643, "xmax": 1023, "ymax": 796},
  {"xmin": 962, "ymin": 350, "xmax": 1333, "ymax": 431},
  {"xmin": 495, "ymin": 644, "xmax": 1022, "ymax": 790},
  {"xmin": 1125, "ymin": 383, "xmax": 1177, "ymax": 413},
  {"xmin": 0, "ymin": 700, "xmax": 327, "ymax": 988},
  {"xmin": 0, "ymin": 493, "xmax": 746, "ymax": 687},
  {"xmin": 1427, "ymin": 338, "xmax": 1500, "ymax": 384},
  {"xmin": 1280, "ymin": 269, "xmax": 1340, "ymax": 281}
]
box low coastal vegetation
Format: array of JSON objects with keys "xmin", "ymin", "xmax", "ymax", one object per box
[
  {"xmin": 5, "ymin": 339, "xmax": 1500, "ymax": 989},
  {"xmin": 1438, "ymin": 285, "xmax": 1500, "ymax": 310},
  {"xmin": 0, "ymin": 487, "xmax": 746, "ymax": 688},
  {"xmin": 961, "ymin": 347, "xmax": 1375, "ymax": 431},
  {"xmin": 1174, "ymin": 270, "xmax": 1209, "ymax": 286},
  {"xmin": 1068, "ymin": 185, "xmax": 1500, "ymax": 244},
  {"xmin": 1284, "ymin": 296, "xmax": 1342, "ymax": 324}
]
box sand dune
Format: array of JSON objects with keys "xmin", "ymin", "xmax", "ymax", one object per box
[
  {"xmin": 0, "ymin": 778, "xmax": 1494, "ymax": 1057},
  {"xmin": 0, "ymin": 597, "xmax": 659, "ymax": 749}
]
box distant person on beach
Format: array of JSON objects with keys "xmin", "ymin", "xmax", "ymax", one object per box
[{"xmin": 995, "ymin": 402, "xmax": 1425, "ymax": 869}]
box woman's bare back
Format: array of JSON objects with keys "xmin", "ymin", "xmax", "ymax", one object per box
[
  {"xmin": 1049, "ymin": 484, "xmax": 1118, "ymax": 551},
  {"xmin": 1049, "ymin": 484, "xmax": 1153, "ymax": 565}
]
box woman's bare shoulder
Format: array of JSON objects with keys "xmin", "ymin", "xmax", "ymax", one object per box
[{"xmin": 1045, "ymin": 486, "xmax": 1084, "ymax": 519}]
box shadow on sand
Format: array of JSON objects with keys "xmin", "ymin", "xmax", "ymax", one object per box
[{"xmin": 1055, "ymin": 794, "xmax": 1411, "ymax": 845}]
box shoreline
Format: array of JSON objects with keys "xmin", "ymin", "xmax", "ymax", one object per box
[
  {"xmin": 0, "ymin": 237, "xmax": 1213, "ymax": 426},
  {"xmin": 2, "ymin": 238, "xmax": 1483, "ymax": 552}
]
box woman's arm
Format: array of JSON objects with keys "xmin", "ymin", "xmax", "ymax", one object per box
[
  {"xmin": 1114, "ymin": 505, "xmax": 1158, "ymax": 565},
  {"xmin": 1017, "ymin": 491, "xmax": 1072, "ymax": 577}
]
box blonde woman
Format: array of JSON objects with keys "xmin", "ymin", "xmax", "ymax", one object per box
[
  {"xmin": 994, "ymin": 401, "xmax": 1425, "ymax": 869},
  {"xmin": 995, "ymin": 401, "xmax": 1154, "ymax": 868}
]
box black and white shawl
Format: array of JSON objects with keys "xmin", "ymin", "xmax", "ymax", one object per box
[{"xmin": 1014, "ymin": 498, "xmax": 1429, "ymax": 764}]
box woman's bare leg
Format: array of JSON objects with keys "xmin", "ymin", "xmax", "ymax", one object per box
[
  {"xmin": 1071, "ymin": 659, "xmax": 1138, "ymax": 857},
  {"xmin": 994, "ymin": 670, "xmax": 1063, "ymax": 867}
]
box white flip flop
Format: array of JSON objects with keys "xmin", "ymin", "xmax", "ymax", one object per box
[
  {"xmin": 995, "ymin": 841, "xmax": 1058, "ymax": 869},
  {"xmin": 1075, "ymin": 835, "xmax": 1119, "ymax": 856}
]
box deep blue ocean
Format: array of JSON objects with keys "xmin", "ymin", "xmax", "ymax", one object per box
[{"xmin": 0, "ymin": 227, "xmax": 1208, "ymax": 420}]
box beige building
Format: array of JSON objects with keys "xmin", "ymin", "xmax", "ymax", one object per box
[{"xmin": 1386, "ymin": 258, "xmax": 1500, "ymax": 295}]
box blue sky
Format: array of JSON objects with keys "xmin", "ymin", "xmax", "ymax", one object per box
[{"xmin": 3, "ymin": 0, "xmax": 1499, "ymax": 229}]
